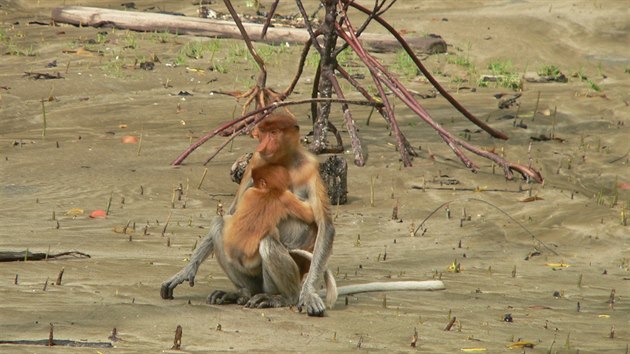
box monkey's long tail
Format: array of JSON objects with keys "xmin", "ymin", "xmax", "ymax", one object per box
[{"xmin": 333, "ymin": 280, "xmax": 445, "ymax": 296}]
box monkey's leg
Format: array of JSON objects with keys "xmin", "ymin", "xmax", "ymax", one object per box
[
  {"xmin": 245, "ymin": 235, "xmax": 301, "ymax": 309},
  {"xmin": 207, "ymin": 226, "xmax": 264, "ymax": 305},
  {"xmin": 160, "ymin": 216, "xmax": 223, "ymax": 300}
]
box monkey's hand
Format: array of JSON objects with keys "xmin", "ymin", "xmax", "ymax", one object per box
[
  {"xmin": 297, "ymin": 287, "xmax": 326, "ymax": 317},
  {"xmin": 160, "ymin": 263, "xmax": 199, "ymax": 300}
]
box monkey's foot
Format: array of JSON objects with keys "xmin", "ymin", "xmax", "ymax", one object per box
[
  {"xmin": 207, "ymin": 290, "xmax": 250, "ymax": 305},
  {"xmin": 244, "ymin": 294, "xmax": 291, "ymax": 309},
  {"xmin": 297, "ymin": 291, "xmax": 326, "ymax": 317}
]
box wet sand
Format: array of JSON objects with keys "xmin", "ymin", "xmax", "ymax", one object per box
[{"xmin": 1, "ymin": 1, "xmax": 628, "ymax": 352}]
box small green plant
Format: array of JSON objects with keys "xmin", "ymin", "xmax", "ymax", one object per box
[
  {"xmin": 5, "ymin": 43, "xmax": 35, "ymax": 56},
  {"xmin": 150, "ymin": 31, "xmax": 170, "ymax": 44},
  {"xmin": 446, "ymin": 53, "xmax": 474, "ymax": 70},
  {"xmin": 210, "ymin": 63, "xmax": 227, "ymax": 74},
  {"xmin": 255, "ymin": 43, "xmax": 288, "ymax": 65},
  {"xmin": 539, "ymin": 64, "xmax": 560, "ymax": 77},
  {"xmin": 337, "ymin": 47, "xmax": 359, "ymax": 67},
  {"xmin": 574, "ymin": 66, "xmax": 602, "ymax": 92},
  {"xmin": 393, "ymin": 50, "xmax": 420, "ymax": 78},
  {"xmin": 484, "ymin": 59, "xmax": 522, "ymax": 90},
  {"xmin": 174, "ymin": 52, "xmax": 187, "ymax": 66},
  {"xmin": 187, "ymin": 42, "xmax": 203, "ymax": 59},
  {"xmin": 175, "ymin": 40, "xmax": 221, "ymax": 66},
  {"xmin": 102, "ymin": 54, "xmax": 126, "ymax": 77},
  {"xmin": 0, "ymin": 28, "xmax": 8, "ymax": 43},
  {"xmin": 123, "ymin": 32, "xmax": 137, "ymax": 49},
  {"xmin": 227, "ymin": 43, "xmax": 248, "ymax": 63},
  {"xmin": 95, "ymin": 31, "xmax": 108, "ymax": 45},
  {"xmin": 585, "ymin": 79, "xmax": 601, "ymax": 92},
  {"xmin": 306, "ymin": 51, "xmax": 320, "ymax": 69}
]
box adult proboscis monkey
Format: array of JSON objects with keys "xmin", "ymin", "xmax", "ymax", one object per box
[{"xmin": 161, "ymin": 112, "xmax": 336, "ymax": 316}]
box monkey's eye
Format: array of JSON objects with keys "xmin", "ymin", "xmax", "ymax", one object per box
[{"xmin": 270, "ymin": 130, "xmax": 279, "ymax": 136}]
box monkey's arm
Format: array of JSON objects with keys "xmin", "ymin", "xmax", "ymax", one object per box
[
  {"xmin": 280, "ymin": 191, "xmax": 315, "ymax": 224},
  {"xmin": 228, "ymin": 174, "xmax": 254, "ymax": 215},
  {"xmin": 168, "ymin": 164, "xmax": 250, "ymax": 299},
  {"xmin": 297, "ymin": 174, "xmax": 335, "ymax": 317},
  {"xmin": 160, "ymin": 215, "xmax": 224, "ymax": 299}
]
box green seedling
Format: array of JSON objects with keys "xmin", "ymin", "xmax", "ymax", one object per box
[{"xmin": 393, "ymin": 50, "xmax": 420, "ymax": 78}]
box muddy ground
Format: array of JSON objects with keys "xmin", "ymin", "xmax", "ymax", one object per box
[{"xmin": 1, "ymin": 0, "xmax": 628, "ymax": 352}]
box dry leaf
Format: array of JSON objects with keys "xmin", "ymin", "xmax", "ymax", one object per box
[
  {"xmin": 507, "ymin": 341, "xmax": 535, "ymax": 349},
  {"xmin": 461, "ymin": 348, "xmax": 487, "ymax": 352},
  {"xmin": 121, "ymin": 135, "xmax": 138, "ymax": 144},
  {"xmin": 64, "ymin": 208, "xmax": 84, "ymax": 217},
  {"xmin": 528, "ymin": 305, "xmax": 552, "ymax": 310},
  {"xmin": 75, "ymin": 47, "xmax": 94, "ymax": 57},
  {"xmin": 113, "ymin": 226, "xmax": 134, "ymax": 235},
  {"xmin": 520, "ymin": 196, "xmax": 544, "ymax": 202},
  {"xmin": 89, "ymin": 210, "xmax": 107, "ymax": 218}
]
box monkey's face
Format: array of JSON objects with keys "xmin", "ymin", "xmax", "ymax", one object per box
[
  {"xmin": 256, "ymin": 127, "xmax": 300, "ymax": 163},
  {"xmin": 256, "ymin": 128, "xmax": 283, "ymax": 162},
  {"xmin": 254, "ymin": 113, "xmax": 300, "ymax": 163}
]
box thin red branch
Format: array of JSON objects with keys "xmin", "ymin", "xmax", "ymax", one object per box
[
  {"xmin": 347, "ymin": 1, "xmax": 509, "ymax": 140},
  {"xmin": 335, "ymin": 10, "xmax": 542, "ymax": 182},
  {"xmin": 260, "ymin": 0, "xmax": 280, "ymax": 39},
  {"xmin": 171, "ymin": 97, "xmax": 380, "ymax": 165},
  {"xmin": 223, "ymin": 0, "xmax": 267, "ymax": 89},
  {"xmin": 335, "ymin": 65, "xmax": 417, "ymax": 158}
]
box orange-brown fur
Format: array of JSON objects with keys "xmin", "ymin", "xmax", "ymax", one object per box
[
  {"xmin": 232, "ymin": 113, "xmax": 331, "ymax": 253},
  {"xmin": 223, "ymin": 164, "xmax": 315, "ymax": 270},
  {"xmin": 162, "ymin": 112, "xmax": 336, "ymax": 316}
]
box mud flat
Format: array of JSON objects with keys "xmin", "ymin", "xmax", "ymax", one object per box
[{"xmin": 1, "ymin": 1, "xmax": 628, "ymax": 352}]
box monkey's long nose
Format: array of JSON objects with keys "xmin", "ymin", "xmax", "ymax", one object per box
[{"xmin": 256, "ymin": 137, "xmax": 269, "ymax": 154}]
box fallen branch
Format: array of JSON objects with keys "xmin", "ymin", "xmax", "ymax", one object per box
[
  {"xmin": 0, "ymin": 250, "xmax": 91, "ymax": 262},
  {"xmin": 0, "ymin": 339, "xmax": 112, "ymax": 348},
  {"xmin": 412, "ymin": 197, "xmax": 558, "ymax": 255},
  {"xmin": 50, "ymin": 6, "xmax": 446, "ymax": 54}
]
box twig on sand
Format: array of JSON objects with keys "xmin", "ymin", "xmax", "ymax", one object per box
[
  {"xmin": 0, "ymin": 323, "xmax": 112, "ymax": 348},
  {"xmin": 412, "ymin": 197, "xmax": 558, "ymax": 255},
  {"xmin": 0, "ymin": 250, "xmax": 91, "ymax": 262}
]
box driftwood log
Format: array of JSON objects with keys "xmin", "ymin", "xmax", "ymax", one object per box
[{"xmin": 50, "ymin": 6, "xmax": 447, "ymax": 54}]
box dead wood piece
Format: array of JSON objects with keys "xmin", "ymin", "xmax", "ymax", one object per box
[
  {"xmin": 0, "ymin": 339, "xmax": 112, "ymax": 348},
  {"xmin": 23, "ymin": 72, "xmax": 63, "ymax": 80},
  {"xmin": 50, "ymin": 6, "xmax": 446, "ymax": 54},
  {"xmin": 319, "ymin": 155, "xmax": 348, "ymax": 205},
  {"xmin": 0, "ymin": 250, "xmax": 91, "ymax": 262},
  {"xmin": 230, "ymin": 152, "xmax": 253, "ymax": 184}
]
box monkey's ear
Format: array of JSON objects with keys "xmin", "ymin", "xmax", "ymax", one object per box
[{"xmin": 251, "ymin": 128, "xmax": 260, "ymax": 138}]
